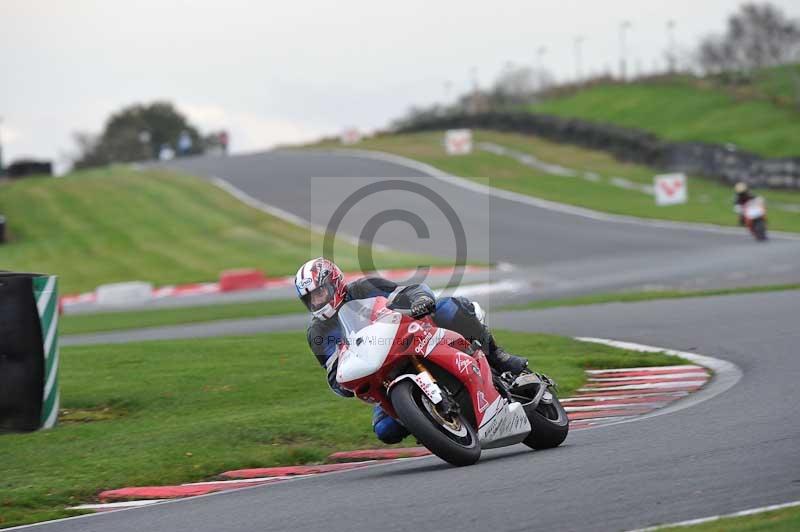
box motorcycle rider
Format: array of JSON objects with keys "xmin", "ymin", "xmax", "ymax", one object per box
[
  {"xmin": 296, "ymin": 257, "xmax": 528, "ymax": 444},
  {"xmin": 733, "ymin": 182, "xmax": 755, "ymax": 226}
]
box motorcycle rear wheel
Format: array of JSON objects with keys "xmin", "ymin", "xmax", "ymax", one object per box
[
  {"xmin": 390, "ymin": 380, "xmax": 481, "ymax": 467},
  {"xmin": 522, "ymin": 393, "xmax": 569, "ymax": 450}
]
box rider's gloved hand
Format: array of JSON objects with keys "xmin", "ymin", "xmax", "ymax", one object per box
[{"xmin": 410, "ymin": 295, "xmax": 436, "ymax": 318}]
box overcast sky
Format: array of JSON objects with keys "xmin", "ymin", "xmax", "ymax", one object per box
[{"xmin": 2, "ymin": 0, "xmax": 798, "ymax": 170}]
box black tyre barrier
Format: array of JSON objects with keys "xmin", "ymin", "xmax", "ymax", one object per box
[
  {"xmin": 0, "ymin": 272, "xmax": 60, "ymax": 433},
  {"xmin": 397, "ymin": 112, "xmax": 800, "ymax": 189}
]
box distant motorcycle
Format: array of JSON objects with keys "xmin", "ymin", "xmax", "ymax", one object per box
[
  {"xmin": 737, "ymin": 196, "xmax": 768, "ymax": 241},
  {"xmin": 335, "ymin": 296, "xmax": 569, "ymax": 467}
]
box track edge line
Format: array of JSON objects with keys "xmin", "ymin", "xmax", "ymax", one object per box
[{"xmin": 624, "ymin": 499, "xmax": 800, "ymax": 531}]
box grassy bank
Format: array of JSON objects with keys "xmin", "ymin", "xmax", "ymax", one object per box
[
  {"xmin": 0, "ymin": 330, "xmax": 684, "ymax": 528},
  {"xmin": 0, "ymin": 167, "xmax": 437, "ymax": 294},
  {"xmin": 314, "ymin": 131, "xmax": 800, "ymax": 232},
  {"xmin": 530, "ymin": 70, "xmax": 800, "ymax": 158}
]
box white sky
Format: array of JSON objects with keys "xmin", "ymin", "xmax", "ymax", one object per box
[{"xmin": 2, "ymin": 0, "xmax": 798, "ymax": 168}]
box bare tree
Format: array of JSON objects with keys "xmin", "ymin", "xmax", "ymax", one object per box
[
  {"xmin": 488, "ymin": 65, "xmax": 552, "ymax": 107},
  {"xmin": 698, "ymin": 3, "xmax": 800, "ymax": 76}
]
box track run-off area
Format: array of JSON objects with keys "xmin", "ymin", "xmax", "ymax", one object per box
[{"xmin": 37, "ymin": 149, "xmax": 800, "ymax": 532}]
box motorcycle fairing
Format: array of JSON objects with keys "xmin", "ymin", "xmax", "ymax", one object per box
[
  {"xmin": 477, "ymin": 400, "xmax": 531, "ymax": 449},
  {"xmin": 337, "ymin": 321, "xmax": 401, "ymax": 381},
  {"xmin": 335, "ymin": 295, "xmax": 532, "ymax": 446}
]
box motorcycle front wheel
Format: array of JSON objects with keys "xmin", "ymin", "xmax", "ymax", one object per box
[
  {"xmin": 751, "ymin": 218, "xmax": 768, "ymax": 241},
  {"xmin": 390, "ymin": 380, "xmax": 481, "ymax": 467}
]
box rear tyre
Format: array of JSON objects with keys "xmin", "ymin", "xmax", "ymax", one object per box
[
  {"xmin": 390, "ymin": 380, "xmax": 481, "ymax": 467},
  {"xmin": 522, "ymin": 393, "xmax": 569, "ymax": 450}
]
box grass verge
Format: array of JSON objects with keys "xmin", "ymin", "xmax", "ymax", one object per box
[
  {"xmin": 312, "ymin": 130, "xmax": 800, "ymax": 233},
  {"xmin": 0, "ymin": 330, "xmax": 685, "ymax": 528},
  {"xmin": 499, "ymin": 283, "xmax": 800, "ymax": 312},
  {"xmin": 60, "ymin": 298, "xmax": 305, "ymax": 335},
  {"xmin": 657, "ymin": 503, "xmax": 800, "ymax": 531},
  {"xmin": 0, "ymin": 166, "xmax": 440, "ymax": 294}
]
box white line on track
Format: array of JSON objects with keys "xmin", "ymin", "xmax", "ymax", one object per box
[
  {"xmin": 561, "ymin": 391, "xmax": 690, "ymax": 403},
  {"xmin": 586, "ymin": 365, "xmax": 703, "ymax": 374},
  {"xmin": 180, "ymin": 476, "xmax": 308, "ymax": 486},
  {"xmin": 571, "ymin": 415, "xmax": 638, "ymax": 424},
  {"xmin": 69, "ymin": 500, "xmax": 163, "ymax": 511},
  {"xmin": 579, "ymin": 380, "xmax": 707, "ymax": 392},
  {"xmin": 626, "ymin": 499, "xmax": 800, "ymax": 531},
  {"xmin": 564, "ymin": 403, "xmax": 667, "ymax": 412},
  {"xmin": 588, "ymin": 373, "xmax": 708, "ymax": 382}
]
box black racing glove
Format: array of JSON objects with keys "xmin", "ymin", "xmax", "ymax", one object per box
[
  {"xmin": 410, "ymin": 295, "xmax": 436, "ymax": 318},
  {"xmin": 326, "ymin": 354, "xmax": 354, "ymax": 398}
]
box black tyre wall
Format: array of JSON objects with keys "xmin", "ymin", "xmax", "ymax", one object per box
[{"xmin": 0, "ymin": 274, "xmax": 46, "ymax": 432}]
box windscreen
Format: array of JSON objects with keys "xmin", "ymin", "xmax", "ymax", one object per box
[{"xmin": 337, "ymin": 296, "xmax": 400, "ymax": 341}]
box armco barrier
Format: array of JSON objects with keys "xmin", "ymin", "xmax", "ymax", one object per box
[
  {"xmin": 0, "ymin": 272, "xmax": 60, "ymax": 432},
  {"xmin": 398, "ymin": 112, "xmax": 800, "ymax": 189}
]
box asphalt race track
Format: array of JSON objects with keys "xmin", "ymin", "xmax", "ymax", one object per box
[
  {"xmin": 43, "ymin": 291, "xmax": 800, "ymax": 532},
  {"xmin": 40, "ymin": 150, "xmax": 800, "ymax": 531}
]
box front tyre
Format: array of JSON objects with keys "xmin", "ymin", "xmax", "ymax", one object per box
[
  {"xmin": 390, "ymin": 380, "xmax": 481, "ymax": 467},
  {"xmin": 752, "ymin": 218, "xmax": 768, "ymax": 241},
  {"xmin": 522, "ymin": 393, "xmax": 569, "ymax": 450}
]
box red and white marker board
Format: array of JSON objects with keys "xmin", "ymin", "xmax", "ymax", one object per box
[
  {"xmin": 445, "ymin": 129, "xmax": 473, "ymax": 155},
  {"xmin": 654, "ymin": 173, "xmax": 688, "ymax": 206},
  {"xmin": 340, "ymin": 128, "xmax": 362, "ymax": 145}
]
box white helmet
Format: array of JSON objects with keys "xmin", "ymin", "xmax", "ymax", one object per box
[{"xmin": 294, "ymin": 258, "xmax": 348, "ymax": 320}]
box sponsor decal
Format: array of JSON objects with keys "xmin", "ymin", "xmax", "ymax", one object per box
[
  {"xmin": 414, "ymin": 329, "xmax": 435, "ymax": 355},
  {"xmin": 456, "ymin": 353, "xmax": 472, "ymax": 374},
  {"xmin": 481, "ymin": 404, "xmax": 530, "ymax": 442},
  {"xmin": 414, "ymin": 372, "xmax": 443, "ymax": 404},
  {"xmin": 477, "ymin": 391, "xmax": 490, "ymax": 412}
]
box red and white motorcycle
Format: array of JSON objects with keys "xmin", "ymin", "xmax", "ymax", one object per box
[
  {"xmin": 335, "ymin": 296, "xmax": 569, "ymax": 466},
  {"xmin": 737, "ymin": 196, "xmax": 768, "ymax": 241}
]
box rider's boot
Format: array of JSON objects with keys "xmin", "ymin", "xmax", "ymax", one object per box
[{"xmin": 480, "ymin": 326, "xmax": 528, "ymax": 376}]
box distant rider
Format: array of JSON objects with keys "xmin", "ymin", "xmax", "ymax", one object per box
[
  {"xmin": 733, "ymin": 182, "xmax": 755, "ymax": 226},
  {"xmin": 295, "ymin": 257, "xmax": 528, "ymax": 444}
]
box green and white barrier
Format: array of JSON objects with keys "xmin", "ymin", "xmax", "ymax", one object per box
[
  {"xmin": 0, "ymin": 272, "xmax": 60, "ymax": 432},
  {"xmin": 33, "ymin": 275, "xmax": 60, "ymax": 429}
]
